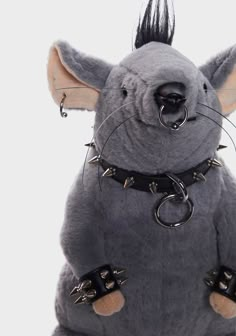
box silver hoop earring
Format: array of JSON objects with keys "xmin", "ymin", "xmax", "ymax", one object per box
[{"xmin": 60, "ymin": 93, "xmax": 67, "ymax": 118}]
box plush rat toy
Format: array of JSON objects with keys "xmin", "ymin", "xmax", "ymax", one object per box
[{"xmin": 48, "ymin": 0, "xmax": 236, "ymax": 335}]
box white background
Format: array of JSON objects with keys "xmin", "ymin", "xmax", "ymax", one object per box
[{"xmin": 1, "ymin": 1, "xmax": 236, "ymax": 335}]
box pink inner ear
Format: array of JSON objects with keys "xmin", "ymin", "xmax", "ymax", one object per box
[
  {"xmin": 47, "ymin": 45, "xmax": 100, "ymax": 111},
  {"xmin": 217, "ymin": 65, "xmax": 236, "ymax": 114}
]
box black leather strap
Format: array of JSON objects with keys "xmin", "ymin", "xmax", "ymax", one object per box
[
  {"xmin": 100, "ymin": 158, "xmax": 212, "ymax": 193},
  {"xmin": 70, "ymin": 264, "xmax": 127, "ymax": 304},
  {"xmin": 204, "ymin": 266, "xmax": 236, "ymax": 303}
]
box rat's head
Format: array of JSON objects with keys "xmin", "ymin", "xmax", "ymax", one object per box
[{"xmin": 48, "ymin": 0, "xmax": 236, "ymax": 174}]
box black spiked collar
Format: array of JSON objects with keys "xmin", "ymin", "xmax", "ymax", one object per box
[{"xmin": 88, "ymin": 154, "xmax": 222, "ymax": 194}]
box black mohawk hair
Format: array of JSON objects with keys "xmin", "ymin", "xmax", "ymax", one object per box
[{"xmin": 135, "ymin": 0, "xmax": 175, "ymax": 49}]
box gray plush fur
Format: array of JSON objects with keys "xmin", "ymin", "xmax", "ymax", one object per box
[
  {"xmin": 57, "ymin": 41, "xmax": 113, "ymax": 90},
  {"xmin": 52, "ymin": 41, "xmax": 236, "ymax": 336},
  {"xmin": 200, "ymin": 45, "xmax": 236, "ymax": 90}
]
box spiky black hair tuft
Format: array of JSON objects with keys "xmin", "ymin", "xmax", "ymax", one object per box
[{"xmin": 135, "ymin": 0, "xmax": 175, "ymax": 49}]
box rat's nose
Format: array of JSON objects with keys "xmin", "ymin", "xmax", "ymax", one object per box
[
  {"xmin": 154, "ymin": 82, "xmax": 186, "ymax": 114},
  {"xmin": 154, "ymin": 82, "xmax": 188, "ymax": 130}
]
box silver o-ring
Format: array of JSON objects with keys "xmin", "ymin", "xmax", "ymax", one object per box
[{"xmin": 154, "ymin": 194, "xmax": 194, "ymax": 228}]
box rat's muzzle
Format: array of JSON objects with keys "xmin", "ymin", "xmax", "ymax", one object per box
[{"xmin": 154, "ymin": 82, "xmax": 188, "ymax": 130}]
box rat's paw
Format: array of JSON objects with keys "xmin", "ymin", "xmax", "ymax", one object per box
[
  {"xmin": 210, "ymin": 292, "xmax": 236, "ymax": 319},
  {"xmin": 92, "ymin": 290, "xmax": 125, "ymax": 316}
]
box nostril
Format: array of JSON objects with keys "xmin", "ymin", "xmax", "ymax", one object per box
[
  {"xmin": 154, "ymin": 82, "xmax": 186, "ymax": 113},
  {"xmin": 156, "ymin": 82, "xmax": 186, "ymax": 97},
  {"xmin": 162, "ymin": 93, "xmax": 186, "ymax": 107}
]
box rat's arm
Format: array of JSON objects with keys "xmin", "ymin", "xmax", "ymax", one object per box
[
  {"xmin": 61, "ymin": 177, "xmax": 107, "ymax": 277},
  {"xmin": 60, "ymin": 174, "xmax": 126, "ymax": 316},
  {"xmin": 208, "ymin": 167, "xmax": 236, "ymax": 319}
]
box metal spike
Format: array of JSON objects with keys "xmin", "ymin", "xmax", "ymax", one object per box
[
  {"xmin": 208, "ymin": 159, "xmax": 223, "ymax": 168},
  {"xmin": 79, "ymin": 280, "xmax": 92, "ymax": 291},
  {"xmin": 193, "ymin": 172, "xmax": 207, "ymax": 182},
  {"xmin": 74, "ymin": 295, "xmax": 87, "ymax": 304},
  {"xmin": 85, "ymin": 142, "xmax": 95, "ymax": 148},
  {"xmin": 149, "ymin": 182, "xmax": 158, "ymax": 194},
  {"xmin": 105, "ymin": 280, "xmax": 115, "ymax": 290},
  {"xmin": 217, "ymin": 145, "xmax": 227, "ymax": 151},
  {"xmin": 224, "ymin": 271, "xmax": 233, "ymax": 280},
  {"xmin": 113, "ymin": 268, "xmax": 126, "ymax": 275},
  {"xmin": 88, "ymin": 155, "xmax": 101, "ymax": 165},
  {"xmin": 117, "ymin": 277, "xmax": 128, "ymax": 286},
  {"xmin": 102, "ymin": 168, "xmax": 116, "ymax": 177},
  {"xmin": 70, "ymin": 286, "xmax": 79, "ymax": 296},
  {"xmin": 85, "ymin": 289, "xmax": 97, "ymax": 299},
  {"xmin": 204, "ymin": 278, "xmax": 215, "ymax": 287},
  {"xmin": 100, "ymin": 270, "xmax": 110, "ymax": 279},
  {"xmin": 219, "ymin": 281, "xmax": 228, "ymax": 290},
  {"xmin": 123, "ymin": 177, "xmax": 135, "ymax": 189}
]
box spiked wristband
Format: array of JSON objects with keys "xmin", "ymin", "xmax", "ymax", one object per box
[
  {"xmin": 70, "ymin": 264, "xmax": 128, "ymax": 304},
  {"xmin": 204, "ymin": 266, "xmax": 236, "ymax": 303}
]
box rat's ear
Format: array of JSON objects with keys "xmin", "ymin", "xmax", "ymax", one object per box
[
  {"xmin": 47, "ymin": 41, "xmax": 113, "ymax": 111},
  {"xmin": 200, "ymin": 45, "xmax": 236, "ymax": 114}
]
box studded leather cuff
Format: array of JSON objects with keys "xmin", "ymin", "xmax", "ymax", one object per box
[
  {"xmin": 204, "ymin": 266, "xmax": 236, "ymax": 303},
  {"xmin": 70, "ymin": 264, "xmax": 128, "ymax": 304}
]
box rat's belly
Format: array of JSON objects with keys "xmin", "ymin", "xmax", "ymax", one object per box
[
  {"xmin": 57, "ymin": 174, "xmax": 228, "ymax": 336},
  {"xmin": 56, "ymin": 202, "xmax": 234, "ymax": 336},
  {"xmin": 102, "ymin": 226, "xmax": 218, "ymax": 336},
  {"xmin": 99, "ymin": 189, "xmax": 220, "ymax": 336}
]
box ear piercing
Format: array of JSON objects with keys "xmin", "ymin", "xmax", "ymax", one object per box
[{"xmin": 60, "ymin": 93, "xmax": 67, "ymax": 118}]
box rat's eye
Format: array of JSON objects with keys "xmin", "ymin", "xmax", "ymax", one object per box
[
  {"xmin": 121, "ymin": 85, "xmax": 128, "ymax": 98},
  {"xmin": 203, "ymin": 83, "xmax": 208, "ymax": 93}
]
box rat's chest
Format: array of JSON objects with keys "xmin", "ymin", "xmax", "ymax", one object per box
[
  {"xmin": 100, "ymin": 170, "xmax": 220, "ymax": 228},
  {"xmin": 98, "ymin": 171, "xmax": 221, "ymax": 270}
]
